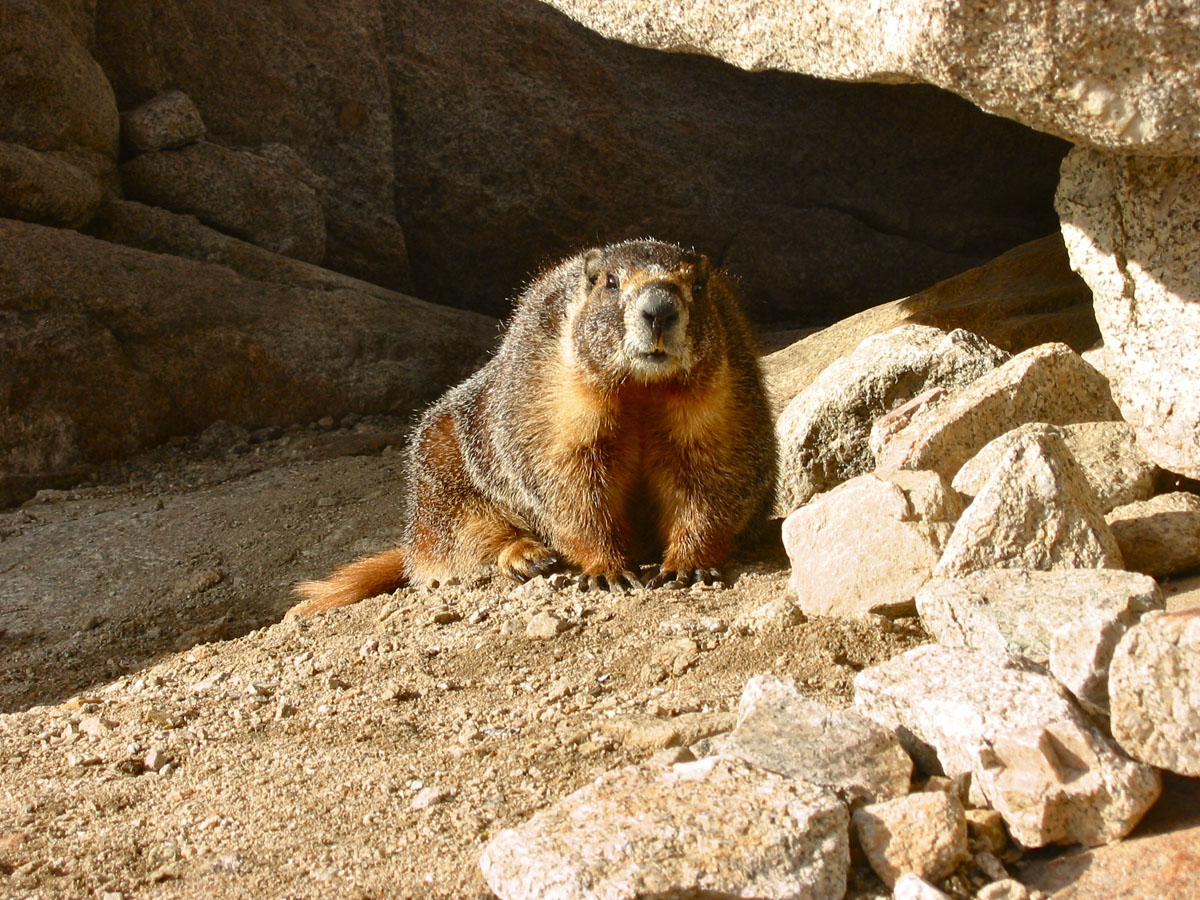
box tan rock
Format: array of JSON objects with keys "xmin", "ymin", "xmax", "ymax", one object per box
[
  {"xmin": 1058, "ymin": 149, "xmax": 1200, "ymax": 480},
  {"xmin": 479, "ymin": 755, "xmax": 849, "ymax": 900},
  {"xmin": 852, "ymin": 790, "xmax": 968, "ymax": 887},
  {"xmin": 774, "ymin": 325, "xmax": 1006, "ymax": 515},
  {"xmin": 1109, "ymin": 609, "xmax": 1200, "ymax": 777},
  {"xmin": 874, "ymin": 343, "xmax": 1121, "ymax": 479},
  {"xmin": 855, "ymin": 645, "xmax": 1161, "ymax": 848},
  {"xmin": 1106, "ymin": 493, "xmax": 1200, "ymax": 579},
  {"xmin": 539, "ymin": 0, "xmax": 1200, "ymax": 155},
  {"xmin": 0, "ymin": 140, "xmax": 102, "ymax": 228},
  {"xmin": 763, "ymin": 235, "xmax": 1097, "ymax": 416},
  {"xmin": 934, "ymin": 427, "xmax": 1122, "ymax": 578},
  {"xmin": 723, "ymin": 674, "xmax": 912, "ymax": 806},
  {"xmin": 783, "ymin": 471, "xmax": 962, "ymax": 618},
  {"xmin": 953, "ymin": 422, "xmax": 1158, "ymax": 512},
  {"xmin": 892, "ymin": 873, "xmax": 953, "ymax": 900},
  {"xmin": 916, "ymin": 568, "xmax": 1161, "ymax": 714}
]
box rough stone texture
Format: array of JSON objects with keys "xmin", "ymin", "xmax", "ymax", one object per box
[
  {"xmin": 479, "ymin": 755, "xmax": 849, "ymax": 900},
  {"xmin": 783, "ymin": 471, "xmax": 962, "ymax": 618},
  {"xmin": 0, "ymin": 219, "xmax": 497, "ymax": 506},
  {"xmin": 934, "ymin": 427, "xmax": 1123, "ymax": 578},
  {"xmin": 893, "ymin": 873, "xmax": 952, "ymax": 900},
  {"xmin": 1106, "ymin": 493, "xmax": 1200, "ymax": 579},
  {"xmin": 721, "ymin": 674, "xmax": 912, "ymax": 806},
  {"xmin": 0, "ymin": 140, "xmax": 103, "ymax": 228},
  {"xmin": 121, "ymin": 89, "xmax": 206, "ymax": 151},
  {"xmin": 854, "ymin": 644, "xmax": 1162, "ymax": 848},
  {"xmin": 120, "ymin": 141, "xmax": 326, "ymax": 263},
  {"xmin": 539, "ymin": 0, "xmax": 1200, "ymax": 156},
  {"xmin": 0, "ymin": 0, "xmax": 118, "ymax": 227},
  {"xmin": 874, "ymin": 343, "xmax": 1121, "ymax": 479},
  {"xmin": 762, "ymin": 234, "xmax": 1097, "ymax": 414},
  {"xmin": 976, "ymin": 881, "xmax": 1029, "ymax": 900},
  {"xmin": 852, "ymin": 790, "xmax": 968, "ymax": 888},
  {"xmin": 916, "ymin": 568, "xmax": 1161, "ymax": 686},
  {"xmin": 1109, "ymin": 609, "xmax": 1200, "ymax": 777},
  {"xmin": 1058, "ymin": 148, "xmax": 1200, "ymax": 479},
  {"xmin": 1019, "ymin": 774, "xmax": 1200, "ymax": 900},
  {"xmin": 953, "ymin": 422, "xmax": 1158, "ymax": 512},
  {"xmin": 774, "ymin": 325, "xmax": 1007, "ymax": 515}
]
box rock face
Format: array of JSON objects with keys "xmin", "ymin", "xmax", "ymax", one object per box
[
  {"xmin": 916, "ymin": 568, "xmax": 1162, "ymax": 715},
  {"xmin": 0, "ymin": 0, "xmax": 119, "ymax": 228},
  {"xmin": 1106, "ymin": 493, "xmax": 1200, "ymax": 579},
  {"xmin": 120, "ymin": 90, "xmax": 206, "ymax": 151},
  {"xmin": 1058, "ymin": 149, "xmax": 1200, "ymax": 479},
  {"xmin": 774, "ymin": 325, "xmax": 1006, "ymax": 514},
  {"xmin": 721, "ymin": 674, "xmax": 913, "ymax": 806},
  {"xmin": 934, "ymin": 428, "xmax": 1123, "ymax": 577},
  {"xmin": 120, "ymin": 142, "xmax": 326, "ymax": 263},
  {"xmin": 1109, "ymin": 610, "xmax": 1200, "ymax": 777},
  {"xmin": 538, "ymin": 0, "xmax": 1200, "ymax": 155},
  {"xmin": 783, "ymin": 471, "xmax": 962, "ymax": 618},
  {"xmin": 952, "ymin": 422, "xmax": 1158, "ymax": 512},
  {"xmin": 855, "ymin": 644, "xmax": 1161, "ymax": 848},
  {"xmin": 874, "ymin": 343, "xmax": 1122, "ymax": 479},
  {"xmin": 479, "ymin": 755, "xmax": 850, "ymax": 900},
  {"xmin": 0, "ymin": 219, "xmax": 496, "ymax": 506},
  {"xmin": 852, "ymin": 790, "xmax": 968, "ymax": 887}
]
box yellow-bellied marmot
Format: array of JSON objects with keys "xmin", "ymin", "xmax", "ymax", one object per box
[{"xmin": 288, "ymin": 238, "xmax": 776, "ymax": 616}]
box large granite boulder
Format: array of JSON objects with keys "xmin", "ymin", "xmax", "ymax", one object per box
[
  {"xmin": 0, "ymin": 219, "xmax": 497, "ymax": 507},
  {"xmin": 0, "ymin": 0, "xmax": 119, "ymax": 228},
  {"xmin": 538, "ymin": 0, "xmax": 1200, "ymax": 155}
]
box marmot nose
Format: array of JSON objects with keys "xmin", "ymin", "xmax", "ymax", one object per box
[{"xmin": 639, "ymin": 287, "xmax": 679, "ymax": 335}]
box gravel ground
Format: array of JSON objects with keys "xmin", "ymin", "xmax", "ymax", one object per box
[{"xmin": 0, "ymin": 418, "xmax": 926, "ymax": 899}]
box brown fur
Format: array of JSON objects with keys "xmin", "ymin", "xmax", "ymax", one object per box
[{"xmin": 288, "ymin": 239, "xmax": 776, "ymax": 616}]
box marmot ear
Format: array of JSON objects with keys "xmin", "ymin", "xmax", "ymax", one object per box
[{"xmin": 583, "ymin": 249, "xmax": 604, "ymax": 286}]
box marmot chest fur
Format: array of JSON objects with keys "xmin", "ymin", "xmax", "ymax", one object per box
[{"xmin": 290, "ymin": 238, "xmax": 776, "ymax": 615}]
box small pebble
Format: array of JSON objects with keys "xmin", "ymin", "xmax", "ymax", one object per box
[{"xmin": 525, "ymin": 612, "xmax": 569, "ymax": 640}]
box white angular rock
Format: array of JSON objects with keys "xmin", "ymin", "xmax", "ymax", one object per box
[
  {"xmin": 953, "ymin": 422, "xmax": 1158, "ymax": 512},
  {"xmin": 539, "ymin": 1, "xmax": 1200, "ymax": 156},
  {"xmin": 916, "ymin": 568, "xmax": 1161, "ymax": 714},
  {"xmin": 893, "ymin": 873, "xmax": 953, "ymax": 900},
  {"xmin": 935, "ymin": 428, "xmax": 1122, "ymax": 578},
  {"xmin": 1109, "ymin": 609, "xmax": 1200, "ymax": 777},
  {"xmin": 1059, "ymin": 149, "xmax": 1200, "ymax": 480},
  {"xmin": 874, "ymin": 343, "xmax": 1121, "ymax": 480},
  {"xmin": 1106, "ymin": 493, "xmax": 1200, "ymax": 579},
  {"xmin": 854, "ymin": 644, "xmax": 1161, "ymax": 848},
  {"xmin": 479, "ymin": 755, "xmax": 849, "ymax": 900},
  {"xmin": 783, "ymin": 470, "xmax": 962, "ymax": 618},
  {"xmin": 852, "ymin": 790, "xmax": 968, "ymax": 887},
  {"xmin": 775, "ymin": 325, "xmax": 1007, "ymax": 515},
  {"xmin": 723, "ymin": 674, "xmax": 913, "ymax": 806}
]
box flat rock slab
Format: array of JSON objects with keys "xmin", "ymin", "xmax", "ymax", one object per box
[
  {"xmin": 480, "ymin": 755, "xmax": 849, "ymax": 900},
  {"xmin": 721, "ymin": 674, "xmax": 912, "ymax": 805},
  {"xmin": 952, "ymin": 422, "xmax": 1158, "ymax": 512},
  {"xmin": 774, "ymin": 324, "xmax": 1006, "ymax": 515},
  {"xmin": 1106, "ymin": 493, "xmax": 1200, "ymax": 579},
  {"xmin": 916, "ymin": 568, "xmax": 1161, "ymax": 714},
  {"xmin": 1110, "ymin": 609, "xmax": 1200, "ymax": 776},
  {"xmin": 875, "ymin": 342, "xmax": 1121, "ymax": 480},
  {"xmin": 854, "ymin": 644, "xmax": 1161, "ymax": 848},
  {"xmin": 784, "ymin": 470, "xmax": 962, "ymax": 618},
  {"xmin": 935, "ymin": 426, "xmax": 1122, "ymax": 577}
]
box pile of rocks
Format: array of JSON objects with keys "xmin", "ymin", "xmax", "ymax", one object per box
[{"xmin": 480, "ymin": 325, "xmax": 1200, "ymax": 900}]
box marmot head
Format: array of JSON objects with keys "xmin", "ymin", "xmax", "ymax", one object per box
[{"xmin": 565, "ymin": 240, "xmax": 718, "ymax": 387}]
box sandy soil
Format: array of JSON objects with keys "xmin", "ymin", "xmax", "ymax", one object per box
[{"xmin": 0, "ymin": 418, "xmax": 927, "ymax": 899}]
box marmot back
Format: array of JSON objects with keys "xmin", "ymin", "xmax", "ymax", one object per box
[{"xmin": 290, "ymin": 239, "xmax": 776, "ymax": 615}]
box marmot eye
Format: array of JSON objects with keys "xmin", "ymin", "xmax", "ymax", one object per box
[
  {"xmin": 693, "ymin": 276, "xmax": 707, "ymax": 294},
  {"xmin": 605, "ymin": 273, "xmax": 619, "ymax": 290}
]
